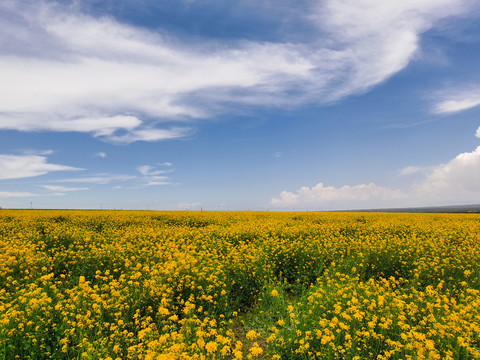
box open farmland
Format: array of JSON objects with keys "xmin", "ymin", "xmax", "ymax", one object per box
[{"xmin": 1, "ymin": 210, "xmax": 479, "ymax": 359}]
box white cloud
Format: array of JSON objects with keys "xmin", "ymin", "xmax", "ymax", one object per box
[
  {"xmin": 137, "ymin": 166, "xmax": 153, "ymax": 176},
  {"xmin": 432, "ymin": 86, "xmax": 480, "ymax": 114},
  {"xmin": 415, "ymin": 146, "xmax": 480, "ymax": 201},
  {"xmin": 399, "ymin": 166, "xmax": 426, "ymax": 176},
  {"xmin": 41, "ymin": 185, "xmax": 89, "ymax": 192},
  {"xmin": 271, "ymin": 182, "xmax": 404, "ymax": 208},
  {"xmin": 0, "ymin": 154, "xmax": 83, "ymax": 180},
  {"xmin": 137, "ymin": 164, "xmax": 172, "ymax": 176},
  {"xmin": 273, "ymin": 141, "xmax": 480, "ymax": 209},
  {"xmin": 0, "ymin": 191, "xmax": 38, "ymax": 198},
  {"xmin": 15, "ymin": 149, "xmax": 55, "ymax": 156},
  {"xmin": 0, "ymin": 115, "xmax": 141, "ymax": 135},
  {"xmin": 35, "ymin": 150, "xmax": 55, "ymax": 156},
  {"xmin": 52, "ymin": 174, "xmax": 135, "ymax": 184},
  {"xmin": 0, "ymin": 0, "xmax": 474, "ymax": 142},
  {"xmin": 0, "ymin": 114, "xmax": 178, "ymax": 143},
  {"xmin": 107, "ymin": 127, "xmax": 192, "ymax": 144},
  {"xmin": 435, "ymin": 98, "xmax": 480, "ymax": 114},
  {"xmin": 94, "ymin": 152, "xmax": 107, "ymax": 158},
  {"xmin": 309, "ymin": 0, "xmax": 471, "ymax": 101},
  {"xmin": 0, "ymin": 1, "xmax": 311, "ymax": 142},
  {"xmin": 145, "ymin": 177, "xmax": 172, "ymax": 186},
  {"xmin": 138, "ymin": 163, "xmax": 175, "ymax": 186},
  {"xmin": 50, "ymin": 164, "xmax": 176, "ymax": 188}
]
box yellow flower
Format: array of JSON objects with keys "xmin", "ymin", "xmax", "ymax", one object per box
[
  {"xmin": 249, "ymin": 343, "xmax": 263, "ymax": 357},
  {"xmin": 220, "ymin": 345, "xmax": 231, "ymax": 356},
  {"xmin": 205, "ymin": 341, "xmax": 218, "ymax": 354},
  {"xmin": 197, "ymin": 338, "xmax": 205, "ymax": 349},
  {"xmin": 158, "ymin": 307, "xmax": 169, "ymax": 316},
  {"xmin": 246, "ymin": 330, "xmax": 259, "ymax": 340}
]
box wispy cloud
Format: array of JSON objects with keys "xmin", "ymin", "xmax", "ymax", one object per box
[
  {"xmin": 0, "ymin": 191, "xmax": 39, "ymax": 198},
  {"xmin": 41, "ymin": 185, "xmax": 89, "ymax": 192},
  {"xmin": 94, "ymin": 152, "xmax": 107, "ymax": 158},
  {"xmin": 432, "ymin": 86, "xmax": 480, "ymax": 114},
  {"xmin": 106, "ymin": 127, "xmax": 193, "ymax": 144},
  {"xmin": 399, "ymin": 166, "xmax": 427, "ymax": 176},
  {"xmin": 137, "ymin": 163, "xmax": 175, "ymax": 186},
  {"xmin": 49, "ymin": 164, "xmax": 176, "ymax": 188},
  {"xmin": 0, "ymin": 0, "xmax": 474, "ymax": 143},
  {"xmin": 19, "ymin": 149, "xmax": 55, "ymax": 156},
  {"xmin": 145, "ymin": 177, "xmax": 172, "ymax": 186},
  {"xmin": 52, "ymin": 174, "xmax": 135, "ymax": 184},
  {"xmin": 0, "ymin": 154, "xmax": 83, "ymax": 180},
  {"xmin": 137, "ymin": 165, "xmax": 172, "ymax": 176}
]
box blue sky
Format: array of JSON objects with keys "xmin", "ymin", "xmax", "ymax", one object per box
[{"xmin": 1, "ymin": 0, "xmax": 480, "ymax": 210}]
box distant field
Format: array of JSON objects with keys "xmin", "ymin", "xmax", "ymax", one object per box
[{"xmin": 1, "ymin": 210, "xmax": 479, "ymax": 359}]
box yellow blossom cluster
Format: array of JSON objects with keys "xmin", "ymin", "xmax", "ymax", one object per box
[{"xmin": 0, "ymin": 210, "xmax": 479, "ymax": 359}]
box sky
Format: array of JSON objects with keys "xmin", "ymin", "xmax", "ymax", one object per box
[{"xmin": 1, "ymin": 0, "xmax": 480, "ymax": 211}]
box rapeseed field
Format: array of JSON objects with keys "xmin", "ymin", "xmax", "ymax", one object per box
[{"xmin": 1, "ymin": 210, "xmax": 479, "ymax": 359}]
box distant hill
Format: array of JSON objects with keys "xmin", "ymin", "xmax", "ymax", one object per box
[{"xmin": 347, "ymin": 204, "xmax": 480, "ymax": 213}]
